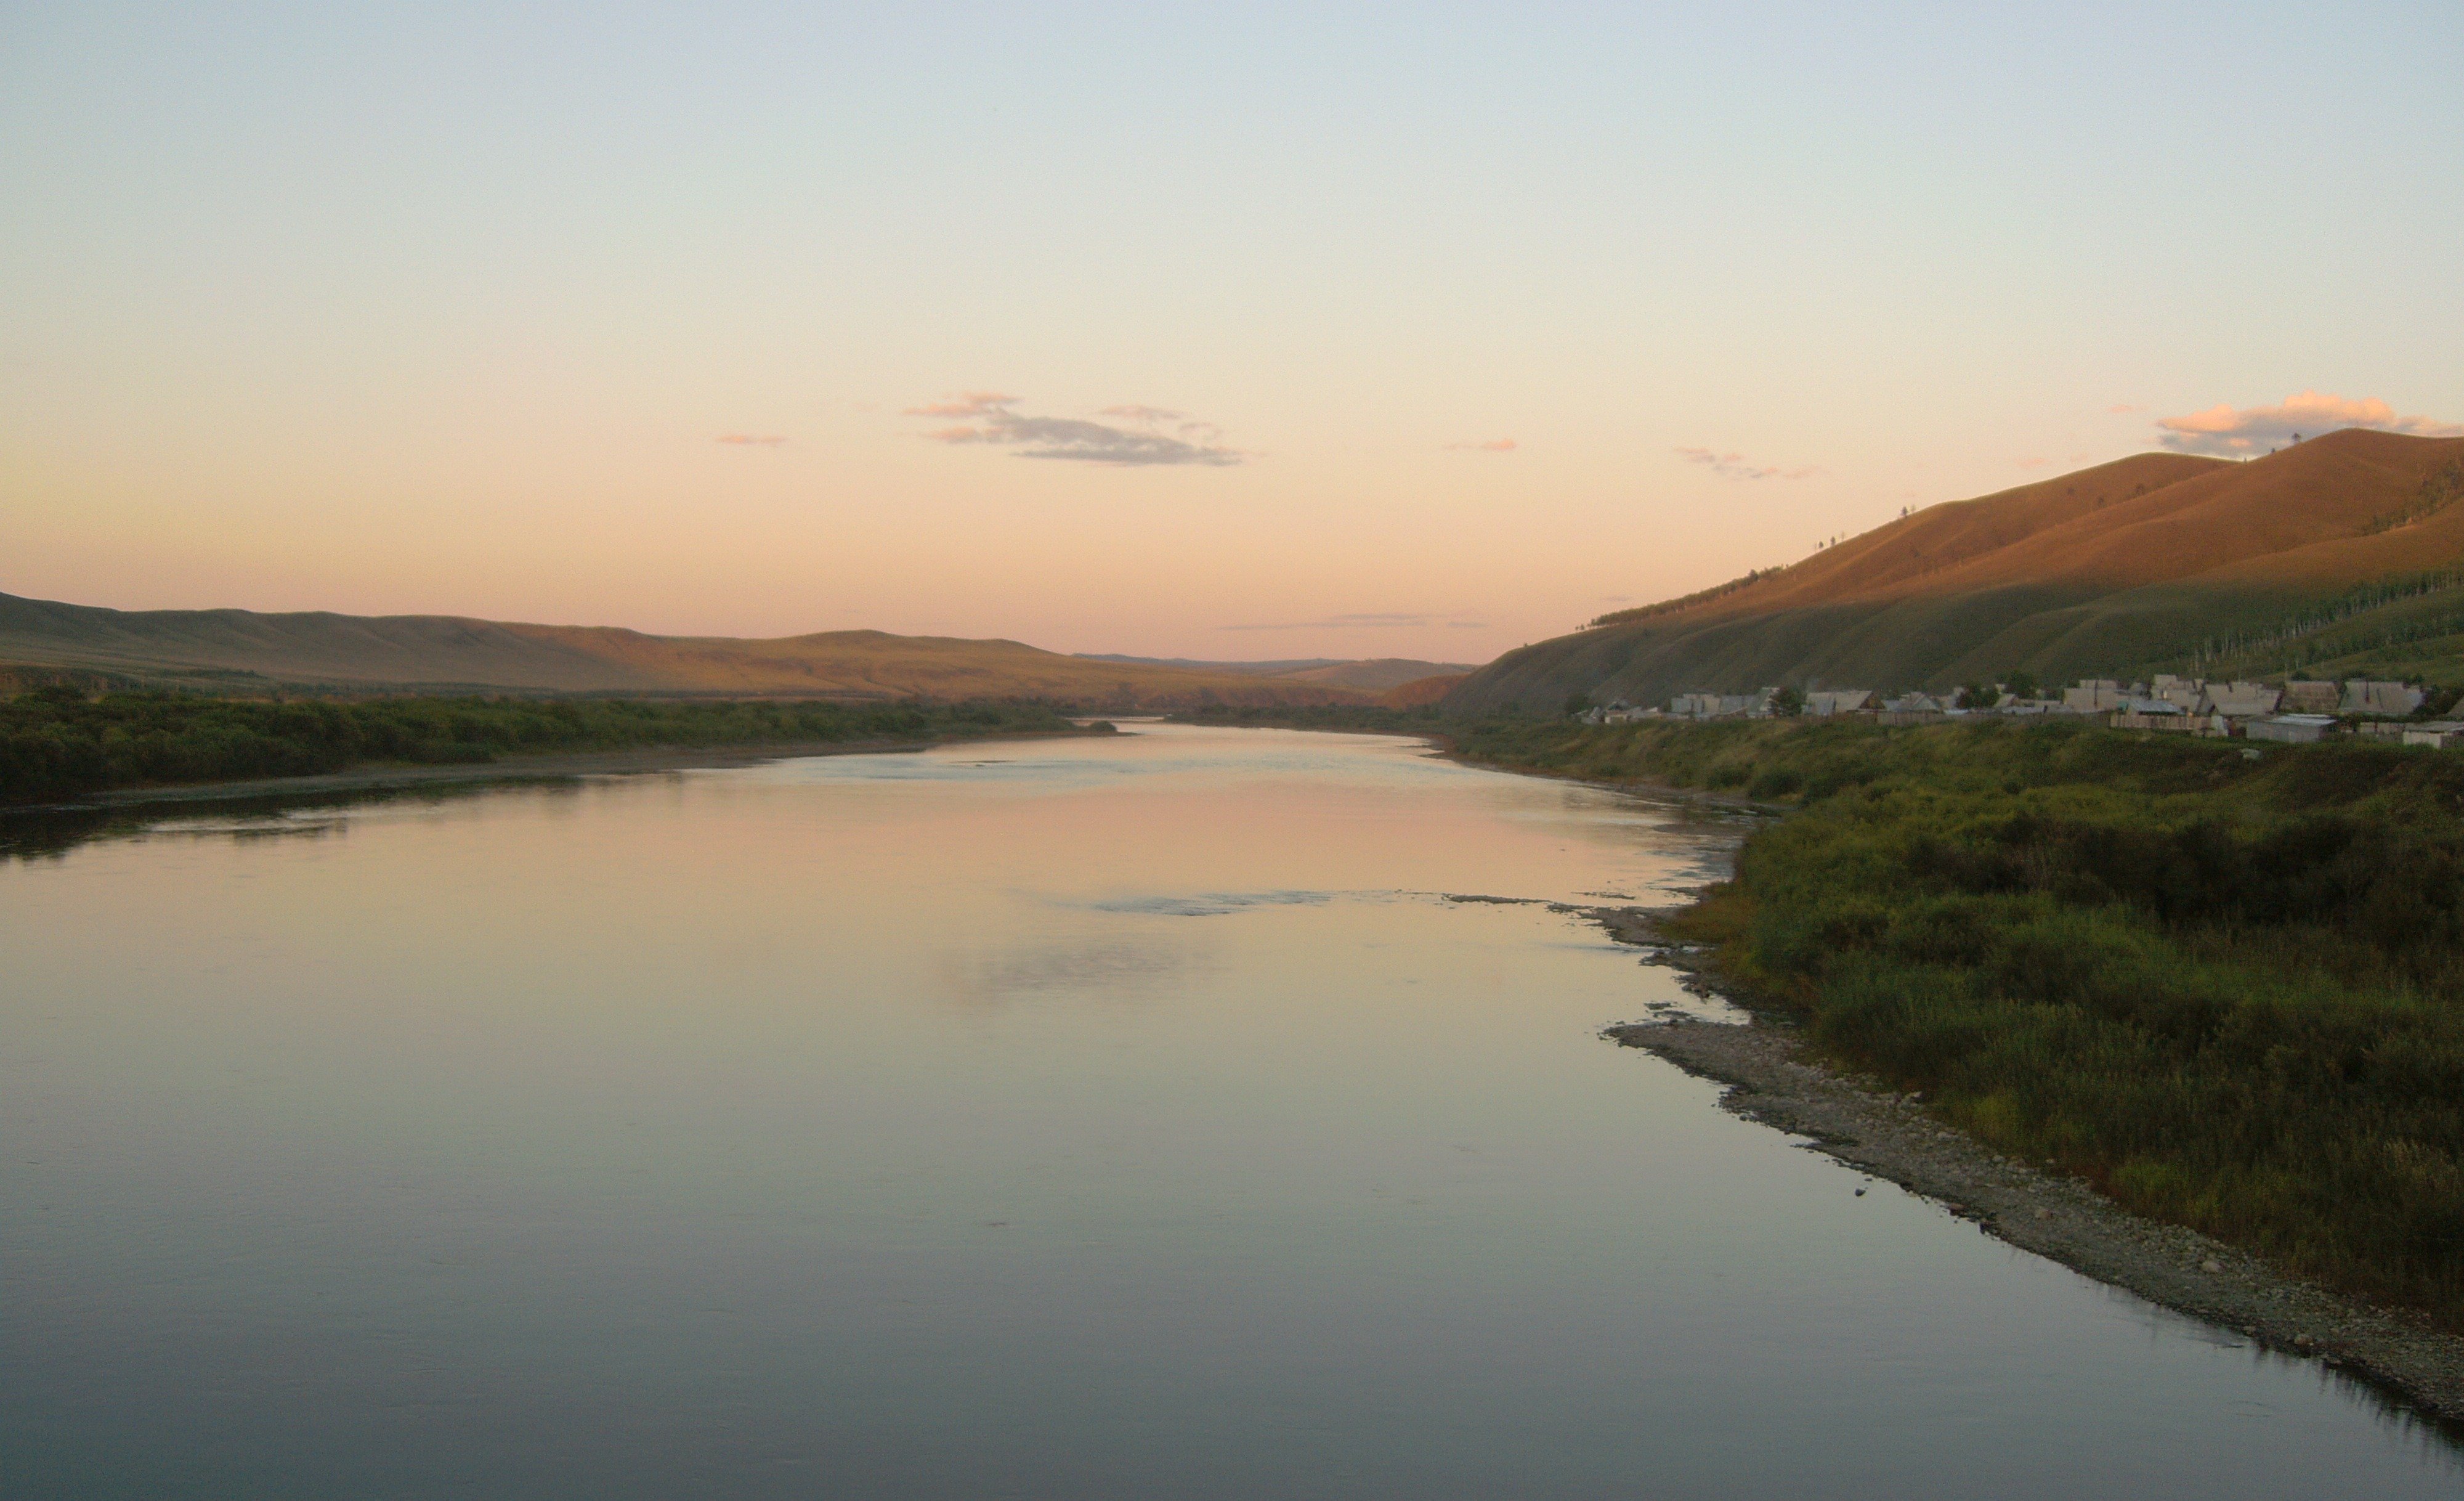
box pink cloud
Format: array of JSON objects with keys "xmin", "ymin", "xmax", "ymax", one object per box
[
  {"xmin": 2156, "ymin": 390, "xmax": 2463, "ymax": 455},
  {"xmin": 716, "ymin": 433, "xmax": 787, "ymax": 446}
]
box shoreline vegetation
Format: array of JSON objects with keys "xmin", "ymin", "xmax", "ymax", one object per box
[
  {"xmin": 0, "ymin": 689, "xmax": 1104, "ymax": 807},
  {"xmin": 1191, "ymin": 706, "xmax": 2464, "ymax": 1393}
]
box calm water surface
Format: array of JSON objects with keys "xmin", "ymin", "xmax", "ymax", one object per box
[{"xmin": 4, "ymin": 725, "xmax": 2457, "ymax": 1497}]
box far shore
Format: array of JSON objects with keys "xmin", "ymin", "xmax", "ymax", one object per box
[{"xmin": 13, "ymin": 726, "xmax": 1115, "ymax": 815}]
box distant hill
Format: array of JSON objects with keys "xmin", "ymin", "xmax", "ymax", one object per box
[
  {"xmin": 1079, "ymin": 654, "xmax": 1483, "ymax": 691},
  {"xmin": 0, "ymin": 593, "xmax": 1371, "ymax": 709},
  {"xmin": 1379, "ymin": 673, "xmax": 1467, "ymax": 708},
  {"xmin": 1449, "ymin": 429, "xmax": 2464, "ymax": 711}
]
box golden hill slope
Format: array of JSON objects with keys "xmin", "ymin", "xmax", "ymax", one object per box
[
  {"xmin": 0, "ymin": 593, "xmax": 1369, "ymax": 709},
  {"xmin": 1457, "ymin": 429, "xmax": 2464, "ymax": 710}
]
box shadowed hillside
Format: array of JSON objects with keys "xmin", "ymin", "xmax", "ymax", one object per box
[
  {"xmin": 1451, "ymin": 429, "xmax": 2464, "ymax": 710},
  {"xmin": 0, "ymin": 594, "xmax": 1369, "ymax": 709}
]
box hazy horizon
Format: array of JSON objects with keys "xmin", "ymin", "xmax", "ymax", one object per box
[{"xmin": 6, "ymin": 4, "xmax": 2460, "ymax": 660}]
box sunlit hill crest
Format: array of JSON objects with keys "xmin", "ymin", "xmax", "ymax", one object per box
[{"xmin": 1451, "ymin": 429, "xmax": 2464, "ymax": 710}]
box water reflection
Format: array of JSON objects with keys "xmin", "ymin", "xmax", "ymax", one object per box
[{"xmin": 3, "ymin": 725, "xmax": 2459, "ymax": 1499}]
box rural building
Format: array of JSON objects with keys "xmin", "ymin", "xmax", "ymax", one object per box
[
  {"xmin": 1804, "ymin": 689, "xmax": 1872, "ymax": 717},
  {"xmin": 2150, "ymin": 675, "xmax": 2205, "ymax": 712},
  {"xmin": 2404, "ymin": 723, "xmax": 2464, "ymax": 749},
  {"xmin": 2248, "ymin": 714, "xmax": 2338, "ymax": 744},
  {"xmin": 2281, "ymin": 680, "xmax": 2341, "ymax": 714},
  {"xmin": 1666, "ymin": 689, "xmax": 1778, "ymax": 720},
  {"xmin": 2201, "ymin": 681, "xmax": 2282, "ymax": 718},
  {"xmin": 2063, "ymin": 680, "xmax": 2127, "ymax": 713},
  {"xmin": 2341, "ymin": 680, "xmax": 2426, "ymax": 716}
]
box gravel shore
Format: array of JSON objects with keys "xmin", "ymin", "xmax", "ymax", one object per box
[{"xmin": 1580, "ymin": 899, "xmax": 2464, "ymax": 1431}]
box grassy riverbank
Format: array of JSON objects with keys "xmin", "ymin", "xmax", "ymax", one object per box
[
  {"xmin": 0, "ymin": 689, "xmax": 1090, "ymax": 805},
  {"xmin": 1455, "ymin": 715, "xmax": 2464, "ymax": 1327}
]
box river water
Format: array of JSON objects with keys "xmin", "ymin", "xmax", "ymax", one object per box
[{"xmin": 3, "ymin": 723, "xmax": 2456, "ymax": 1497}]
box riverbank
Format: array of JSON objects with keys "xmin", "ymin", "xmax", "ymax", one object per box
[
  {"xmin": 1448, "ymin": 718, "xmax": 2464, "ymax": 1324},
  {"xmin": 0, "ymin": 691, "xmax": 1100, "ymax": 806},
  {"xmin": 55, "ymin": 732, "xmax": 1104, "ymax": 810},
  {"xmin": 1395, "ymin": 712, "xmax": 2464, "ymax": 1425},
  {"xmin": 1576, "ymin": 898, "xmax": 2464, "ymax": 1428},
  {"xmin": 0, "ymin": 727, "xmax": 1119, "ymax": 861}
]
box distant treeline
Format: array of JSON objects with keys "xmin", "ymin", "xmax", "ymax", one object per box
[
  {"xmin": 0, "ymin": 689, "xmax": 1086, "ymax": 804},
  {"xmin": 1180, "ymin": 703, "xmax": 1448, "ymax": 732},
  {"xmin": 1454, "ymin": 715, "xmax": 2464, "ymax": 1328}
]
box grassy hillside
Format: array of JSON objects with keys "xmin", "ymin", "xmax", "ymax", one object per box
[
  {"xmin": 0, "ymin": 689, "xmax": 1091, "ymax": 805},
  {"xmin": 1449, "ymin": 715, "xmax": 2464, "ymax": 1327},
  {"xmin": 0, "ymin": 592, "xmax": 1369, "ymax": 709},
  {"xmin": 1451, "ymin": 430, "xmax": 2464, "ymax": 710},
  {"xmin": 1380, "ymin": 673, "xmax": 1467, "ymax": 707}
]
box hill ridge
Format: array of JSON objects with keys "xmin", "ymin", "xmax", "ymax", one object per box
[
  {"xmin": 1451, "ymin": 429, "xmax": 2464, "ymax": 710},
  {"xmin": 0, "ymin": 592, "xmax": 1370, "ymax": 709}
]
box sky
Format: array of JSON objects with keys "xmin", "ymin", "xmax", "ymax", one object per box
[{"xmin": 5, "ymin": 3, "xmax": 2462, "ymax": 663}]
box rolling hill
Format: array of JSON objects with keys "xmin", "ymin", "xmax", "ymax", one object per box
[
  {"xmin": 1449, "ymin": 428, "xmax": 2464, "ymax": 712},
  {"xmin": 0, "ymin": 593, "xmax": 1371, "ymax": 709}
]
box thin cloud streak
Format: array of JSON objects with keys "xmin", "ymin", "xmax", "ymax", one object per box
[
  {"xmin": 907, "ymin": 393, "xmax": 1242, "ymax": 466},
  {"xmin": 716, "ymin": 433, "xmax": 787, "ymax": 446},
  {"xmin": 1674, "ymin": 445, "xmax": 1820, "ymax": 481},
  {"xmin": 2156, "ymin": 390, "xmax": 2463, "ymax": 456}
]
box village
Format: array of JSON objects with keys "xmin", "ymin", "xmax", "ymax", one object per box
[{"xmin": 1580, "ymin": 675, "xmax": 2464, "ymax": 747}]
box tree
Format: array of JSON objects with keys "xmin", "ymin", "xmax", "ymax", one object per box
[
  {"xmin": 2002, "ymin": 670, "xmax": 2038, "ymax": 702},
  {"xmin": 1955, "ymin": 681, "xmax": 1997, "ymax": 710},
  {"xmin": 1770, "ymin": 685, "xmax": 1805, "ymax": 717},
  {"xmin": 1563, "ymin": 691, "xmax": 1591, "ymax": 718}
]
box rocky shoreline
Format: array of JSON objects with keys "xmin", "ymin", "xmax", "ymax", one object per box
[{"xmin": 1578, "ymin": 898, "xmax": 2464, "ymax": 1432}]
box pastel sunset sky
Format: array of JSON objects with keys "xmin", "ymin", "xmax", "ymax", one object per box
[{"xmin": 5, "ymin": 4, "xmax": 2460, "ymax": 662}]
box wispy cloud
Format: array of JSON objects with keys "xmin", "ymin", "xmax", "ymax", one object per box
[
  {"xmin": 1221, "ymin": 611, "xmax": 1486, "ymax": 632},
  {"xmin": 903, "ymin": 391, "xmax": 1017, "ymax": 419},
  {"xmin": 1446, "ymin": 437, "xmax": 1518, "ymax": 452},
  {"xmin": 2109, "ymin": 403, "xmax": 2142, "ymax": 415},
  {"xmin": 905, "ymin": 393, "xmax": 1242, "ymax": 466},
  {"xmin": 716, "ymin": 433, "xmax": 787, "ymax": 446},
  {"xmin": 2156, "ymin": 390, "xmax": 2463, "ymax": 456},
  {"xmin": 1675, "ymin": 446, "xmax": 1820, "ymax": 481}
]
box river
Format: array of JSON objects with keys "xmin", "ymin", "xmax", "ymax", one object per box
[{"xmin": 3, "ymin": 723, "xmax": 2455, "ymax": 1497}]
